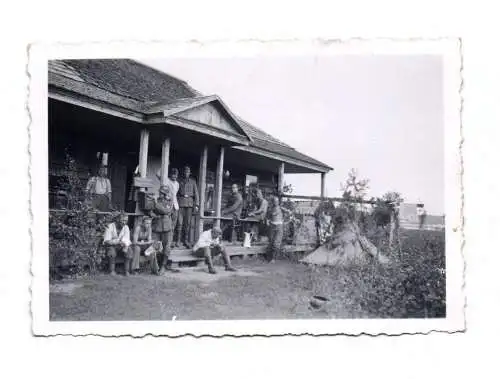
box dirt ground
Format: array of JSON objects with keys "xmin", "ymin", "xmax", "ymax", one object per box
[{"xmin": 49, "ymin": 259, "xmax": 357, "ymax": 321}]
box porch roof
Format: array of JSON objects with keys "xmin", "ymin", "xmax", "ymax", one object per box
[{"xmin": 48, "ymin": 59, "xmax": 333, "ymax": 173}]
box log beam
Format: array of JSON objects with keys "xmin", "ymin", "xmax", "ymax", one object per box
[
  {"xmin": 138, "ymin": 129, "xmax": 149, "ymax": 178},
  {"xmin": 197, "ymin": 145, "xmax": 208, "ymax": 237},
  {"xmin": 277, "ymin": 162, "xmax": 285, "ymax": 194},
  {"xmin": 160, "ymin": 137, "xmax": 170, "ymax": 186},
  {"xmin": 214, "ymin": 146, "xmax": 225, "ymax": 228},
  {"xmin": 321, "ymin": 172, "xmax": 326, "ymax": 198}
]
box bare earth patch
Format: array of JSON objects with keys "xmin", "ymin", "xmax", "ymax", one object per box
[{"xmin": 49, "ymin": 259, "xmax": 355, "ymax": 321}]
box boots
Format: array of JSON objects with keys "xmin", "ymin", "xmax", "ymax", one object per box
[
  {"xmin": 206, "ymin": 255, "xmax": 217, "ymax": 274},
  {"xmin": 159, "ymin": 257, "xmax": 167, "ymax": 275},
  {"xmin": 124, "ymin": 258, "xmax": 131, "ymax": 276},
  {"xmin": 223, "ymin": 255, "xmax": 237, "ymax": 272},
  {"xmin": 175, "ymin": 233, "xmax": 182, "ymax": 248},
  {"xmin": 109, "ymin": 257, "xmax": 116, "ymax": 276}
]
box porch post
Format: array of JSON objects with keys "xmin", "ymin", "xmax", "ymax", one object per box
[
  {"xmin": 278, "ymin": 162, "xmax": 285, "ymax": 194},
  {"xmin": 197, "ymin": 145, "xmax": 208, "ymax": 237},
  {"xmin": 134, "ymin": 129, "xmax": 150, "ymax": 223},
  {"xmin": 214, "ymin": 146, "xmax": 225, "ymax": 228},
  {"xmin": 138, "ymin": 129, "xmax": 149, "ymax": 178},
  {"xmin": 320, "ymin": 172, "xmax": 326, "ymax": 198},
  {"xmin": 160, "ymin": 137, "xmax": 171, "ymax": 186}
]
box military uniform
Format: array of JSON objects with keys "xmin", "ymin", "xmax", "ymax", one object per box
[
  {"xmin": 176, "ymin": 176, "xmax": 199, "ymax": 246},
  {"xmin": 153, "ymin": 194, "xmax": 174, "ymax": 269}
]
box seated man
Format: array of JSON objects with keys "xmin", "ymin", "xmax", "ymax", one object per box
[
  {"xmin": 221, "ymin": 183, "xmax": 244, "ymax": 241},
  {"xmin": 192, "ymin": 227, "xmax": 237, "ymax": 274},
  {"xmin": 131, "ymin": 216, "xmax": 162, "ymax": 275},
  {"xmin": 103, "ymin": 212, "xmax": 132, "ymax": 276}
]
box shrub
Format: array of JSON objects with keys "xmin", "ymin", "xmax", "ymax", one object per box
[
  {"xmin": 309, "ymin": 229, "xmax": 446, "ymax": 318},
  {"xmin": 49, "ymin": 152, "xmax": 112, "ymax": 278}
]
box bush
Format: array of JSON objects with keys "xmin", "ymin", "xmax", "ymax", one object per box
[
  {"xmin": 49, "ymin": 152, "xmax": 112, "ymax": 279},
  {"xmin": 309, "ymin": 229, "xmax": 446, "ymax": 318},
  {"xmin": 49, "ymin": 207, "xmax": 112, "ymax": 278}
]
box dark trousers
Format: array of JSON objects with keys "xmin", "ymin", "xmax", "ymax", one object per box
[
  {"xmin": 418, "ymin": 215, "xmax": 426, "ymax": 229},
  {"xmin": 156, "ymin": 231, "xmax": 173, "ymax": 267},
  {"xmin": 267, "ymin": 223, "xmax": 284, "ymax": 261},
  {"xmin": 176, "ymin": 207, "xmax": 193, "ymax": 244},
  {"xmin": 91, "ymin": 194, "xmax": 110, "ymax": 212}
]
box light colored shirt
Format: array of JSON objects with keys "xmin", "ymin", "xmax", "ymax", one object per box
[
  {"xmin": 252, "ymin": 198, "xmax": 269, "ymax": 220},
  {"xmin": 165, "ymin": 178, "xmax": 180, "ymax": 210},
  {"xmin": 417, "ymin": 208, "xmax": 426, "ymax": 216},
  {"xmin": 86, "ymin": 176, "xmax": 112, "ymax": 195},
  {"xmin": 193, "ymin": 230, "xmax": 221, "ymax": 251},
  {"xmin": 103, "ymin": 223, "xmax": 131, "ymax": 248},
  {"xmin": 132, "ymin": 224, "xmax": 152, "ymax": 244}
]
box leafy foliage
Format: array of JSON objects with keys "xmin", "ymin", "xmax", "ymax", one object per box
[
  {"xmin": 309, "ymin": 229, "xmax": 446, "ymax": 318},
  {"xmin": 49, "ymin": 152, "xmax": 112, "ymax": 278}
]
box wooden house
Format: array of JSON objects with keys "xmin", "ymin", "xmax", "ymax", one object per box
[{"xmin": 48, "ymin": 59, "xmax": 332, "ymax": 246}]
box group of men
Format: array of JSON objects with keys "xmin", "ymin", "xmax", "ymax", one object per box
[{"xmin": 96, "ymin": 163, "xmax": 292, "ymax": 275}]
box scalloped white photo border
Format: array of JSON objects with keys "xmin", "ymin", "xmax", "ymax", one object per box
[{"xmin": 29, "ymin": 38, "xmax": 464, "ymax": 337}]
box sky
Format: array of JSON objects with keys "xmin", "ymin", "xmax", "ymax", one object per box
[{"xmin": 142, "ymin": 55, "xmax": 444, "ymax": 215}]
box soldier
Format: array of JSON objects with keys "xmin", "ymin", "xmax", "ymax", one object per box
[
  {"xmin": 265, "ymin": 195, "xmax": 292, "ymax": 263},
  {"xmin": 176, "ymin": 166, "xmax": 199, "ymax": 248},
  {"xmin": 153, "ymin": 186, "xmax": 178, "ymax": 274}
]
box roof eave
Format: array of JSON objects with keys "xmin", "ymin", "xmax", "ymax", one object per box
[{"xmin": 232, "ymin": 145, "xmax": 332, "ymax": 173}]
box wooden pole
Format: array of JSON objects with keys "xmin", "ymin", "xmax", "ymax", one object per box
[
  {"xmin": 138, "ymin": 129, "xmax": 149, "ymax": 178},
  {"xmin": 320, "ymin": 172, "xmax": 326, "ymax": 198},
  {"xmin": 197, "ymin": 145, "xmax": 208, "ymax": 237},
  {"xmin": 160, "ymin": 137, "xmax": 170, "ymax": 186},
  {"xmin": 278, "ymin": 162, "xmax": 285, "ymax": 194},
  {"xmin": 214, "ymin": 146, "xmax": 225, "ymax": 228}
]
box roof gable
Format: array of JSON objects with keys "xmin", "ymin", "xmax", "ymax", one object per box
[
  {"xmin": 175, "ymin": 102, "xmax": 240, "ymax": 135},
  {"xmin": 148, "ymin": 95, "xmax": 253, "ymax": 142}
]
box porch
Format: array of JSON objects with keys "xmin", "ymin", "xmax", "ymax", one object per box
[{"xmin": 48, "ymin": 97, "xmax": 329, "ymax": 248}]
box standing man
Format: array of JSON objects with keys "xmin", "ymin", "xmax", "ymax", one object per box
[
  {"xmin": 103, "ymin": 212, "xmax": 131, "ymax": 276},
  {"xmin": 192, "ymin": 227, "xmax": 236, "ymax": 274},
  {"xmin": 153, "ymin": 186, "xmax": 178, "ymax": 274},
  {"xmin": 247, "ymin": 188, "xmax": 268, "ymax": 241},
  {"xmin": 222, "ymin": 183, "xmax": 244, "ymax": 242},
  {"xmin": 417, "ymin": 203, "xmax": 426, "ymax": 229},
  {"xmin": 85, "ymin": 165, "xmax": 112, "ymax": 211},
  {"xmin": 166, "ymin": 168, "xmax": 180, "ymax": 246},
  {"xmin": 266, "ymin": 195, "xmax": 292, "ymax": 263},
  {"xmin": 176, "ymin": 166, "xmax": 199, "ymax": 248}
]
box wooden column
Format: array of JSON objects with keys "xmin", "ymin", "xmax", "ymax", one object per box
[
  {"xmin": 320, "ymin": 172, "xmax": 326, "ymax": 198},
  {"xmin": 160, "ymin": 137, "xmax": 170, "ymax": 186},
  {"xmin": 138, "ymin": 129, "xmax": 149, "ymax": 178},
  {"xmin": 214, "ymin": 146, "xmax": 225, "ymax": 228},
  {"xmin": 197, "ymin": 145, "xmax": 208, "ymax": 237},
  {"xmin": 277, "ymin": 162, "xmax": 285, "ymax": 194}
]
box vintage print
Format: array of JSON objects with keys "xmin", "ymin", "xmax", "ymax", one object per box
[{"xmin": 29, "ymin": 40, "xmax": 464, "ymax": 336}]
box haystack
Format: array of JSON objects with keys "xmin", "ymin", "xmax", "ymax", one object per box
[{"xmin": 300, "ymin": 221, "xmax": 389, "ymax": 266}]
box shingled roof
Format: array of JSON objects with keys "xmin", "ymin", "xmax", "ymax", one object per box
[{"xmin": 49, "ymin": 59, "xmax": 332, "ymax": 171}]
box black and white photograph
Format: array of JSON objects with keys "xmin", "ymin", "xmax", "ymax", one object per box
[{"xmin": 29, "ymin": 40, "xmax": 463, "ymax": 336}]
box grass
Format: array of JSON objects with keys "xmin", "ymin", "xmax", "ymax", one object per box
[{"xmin": 49, "ymin": 229, "xmax": 445, "ymax": 320}]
